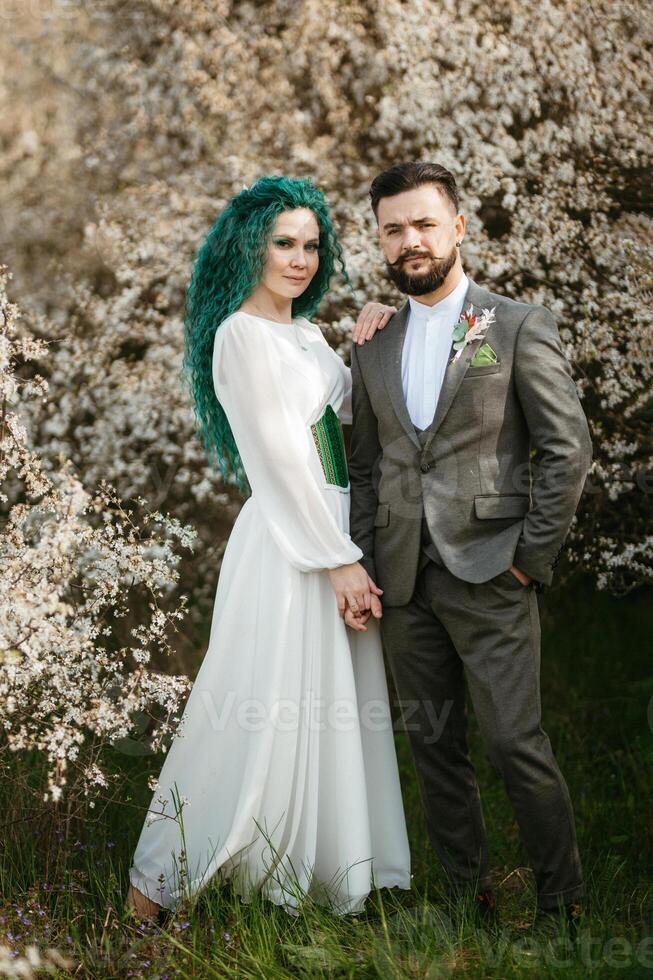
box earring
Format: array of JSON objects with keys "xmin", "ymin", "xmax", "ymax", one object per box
[{"xmin": 455, "ymin": 241, "xmax": 462, "ymax": 247}]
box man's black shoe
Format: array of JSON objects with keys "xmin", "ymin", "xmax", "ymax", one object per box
[{"xmin": 531, "ymin": 902, "xmax": 582, "ymax": 945}]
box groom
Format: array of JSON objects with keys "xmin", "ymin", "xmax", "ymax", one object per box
[{"xmin": 347, "ymin": 162, "xmax": 592, "ymax": 935}]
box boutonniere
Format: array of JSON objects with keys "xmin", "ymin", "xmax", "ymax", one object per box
[{"xmin": 451, "ymin": 305, "xmax": 497, "ymax": 363}]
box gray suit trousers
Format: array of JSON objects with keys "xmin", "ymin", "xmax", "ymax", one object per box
[{"xmin": 381, "ymin": 553, "xmax": 585, "ymax": 909}]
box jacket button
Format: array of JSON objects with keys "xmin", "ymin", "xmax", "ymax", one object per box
[{"xmin": 420, "ymin": 462, "xmax": 431, "ymax": 473}]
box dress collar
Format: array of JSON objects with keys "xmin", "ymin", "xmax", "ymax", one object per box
[{"xmin": 407, "ymin": 271, "xmax": 469, "ymax": 321}]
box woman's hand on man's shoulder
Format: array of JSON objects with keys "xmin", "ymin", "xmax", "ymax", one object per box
[{"xmin": 352, "ymin": 302, "xmax": 397, "ymax": 346}]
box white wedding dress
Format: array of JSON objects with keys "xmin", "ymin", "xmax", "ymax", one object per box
[{"xmin": 128, "ymin": 310, "xmax": 411, "ymax": 915}]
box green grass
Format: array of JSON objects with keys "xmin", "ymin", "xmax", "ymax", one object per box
[{"xmin": 1, "ymin": 576, "xmax": 651, "ymax": 977}]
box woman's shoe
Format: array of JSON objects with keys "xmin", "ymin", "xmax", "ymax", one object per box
[
  {"xmin": 125, "ymin": 883, "xmax": 163, "ymax": 923},
  {"xmin": 157, "ymin": 906, "xmax": 171, "ymax": 927}
]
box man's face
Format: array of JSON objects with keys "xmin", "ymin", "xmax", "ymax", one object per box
[{"xmin": 376, "ymin": 184, "xmax": 465, "ymax": 296}]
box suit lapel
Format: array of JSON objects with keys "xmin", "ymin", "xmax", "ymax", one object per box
[
  {"xmin": 379, "ymin": 301, "xmax": 421, "ymax": 450},
  {"xmin": 421, "ymin": 277, "xmax": 496, "ymax": 456},
  {"xmin": 379, "ymin": 277, "xmax": 496, "ymax": 455}
]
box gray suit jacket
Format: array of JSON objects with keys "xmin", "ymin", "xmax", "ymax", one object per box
[{"xmin": 348, "ymin": 276, "xmax": 593, "ymax": 606}]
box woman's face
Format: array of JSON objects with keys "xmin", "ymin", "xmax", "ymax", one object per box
[{"xmin": 259, "ymin": 208, "xmax": 320, "ymax": 300}]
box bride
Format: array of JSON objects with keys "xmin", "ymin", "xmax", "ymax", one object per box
[{"xmin": 125, "ymin": 175, "xmax": 410, "ymax": 920}]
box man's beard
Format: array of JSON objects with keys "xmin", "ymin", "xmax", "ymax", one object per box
[{"xmin": 385, "ymin": 243, "xmax": 458, "ymax": 296}]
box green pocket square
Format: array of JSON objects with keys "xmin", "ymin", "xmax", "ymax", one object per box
[{"xmin": 470, "ymin": 343, "xmax": 499, "ymax": 367}]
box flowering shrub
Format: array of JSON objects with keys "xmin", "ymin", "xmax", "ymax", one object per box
[
  {"xmin": 0, "ymin": 267, "xmax": 194, "ymax": 802},
  {"xmin": 0, "ymin": 0, "xmax": 650, "ymax": 666}
]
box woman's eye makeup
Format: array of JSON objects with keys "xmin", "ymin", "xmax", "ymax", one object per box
[{"xmin": 272, "ymin": 238, "xmax": 319, "ymax": 251}]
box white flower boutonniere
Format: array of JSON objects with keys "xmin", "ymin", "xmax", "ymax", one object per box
[{"xmin": 451, "ymin": 305, "xmax": 497, "ymax": 362}]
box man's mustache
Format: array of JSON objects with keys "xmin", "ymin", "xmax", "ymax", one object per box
[
  {"xmin": 387, "ymin": 250, "xmax": 450, "ymax": 269},
  {"xmin": 387, "ymin": 250, "xmax": 432, "ymax": 269}
]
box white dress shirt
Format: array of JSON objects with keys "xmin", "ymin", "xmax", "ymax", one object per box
[{"xmin": 401, "ymin": 272, "xmax": 469, "ymax": 430}]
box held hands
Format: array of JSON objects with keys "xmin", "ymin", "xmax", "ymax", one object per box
[
  {"xmin": 329, "ymin": 565, "xmax": 529, "ymax": 631},
  {"xmin": 343, "ymin": 600, "xmax": 381, "ymax": 632},
  {"xmin": 328, "ymin": 562, "xmax": 384, "ymax": 632},
  {"xmin": 351, "ymin": 302, "xmax": 398, "ymax": 346}
]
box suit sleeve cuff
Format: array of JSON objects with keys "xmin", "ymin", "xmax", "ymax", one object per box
[{"xmin": 512, "ymin": 546, "xmax": 554, "ymax": 587}]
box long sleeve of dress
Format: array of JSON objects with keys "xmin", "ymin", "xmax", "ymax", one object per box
[{"xmin": 212, "ymin": 315, "xmax": 364, "ymax": 573}]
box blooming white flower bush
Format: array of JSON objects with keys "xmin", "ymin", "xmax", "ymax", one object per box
[
  {"xmin": 0, "ymin": 266, "xmax": 194, "ymax": 802},
  {"xmin": 0, "ymin": 0, "xmax": 650, "ymax": 628}
]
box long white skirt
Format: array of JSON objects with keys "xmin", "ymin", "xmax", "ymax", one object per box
[{"xmin": 129, "ymin": 497, "xmax": 411, "ymax": 915}]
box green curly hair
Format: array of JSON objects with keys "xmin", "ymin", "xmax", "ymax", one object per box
[{"xmin": 182, "ymin": 175, "xmax": 350, "ymax": 496}]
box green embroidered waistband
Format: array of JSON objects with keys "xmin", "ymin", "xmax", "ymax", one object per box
[{"xmin": 310, "ymin": 403, "xmax": 349, "ymax": 489}]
